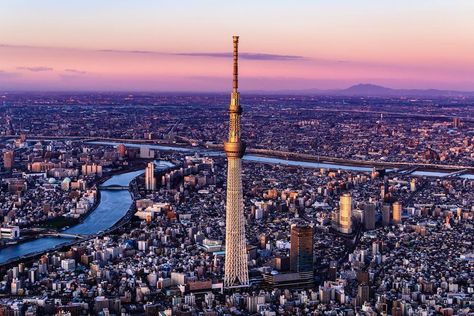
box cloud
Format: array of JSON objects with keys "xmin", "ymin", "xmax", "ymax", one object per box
[
  {"xmin": 175, "ymin": 52, "xmax": 305, "ymax": 61},
  {"xmin": 97, "ymin": 49, "xmax": 156, "ymax": 55},
  {"xmin": 17, "ymin": 66, "xmax": 53, "ymax": 72},
  {"xmin": 64, "ymin": 68, "xmax": 87, "ymax": 75},
  {"xmin": 97, "ymin": 48, "xmax": 305, "ymax": 61},
  {"xmin": 1, "ymin": 43, "xmax": 306, "ymax": 62}
]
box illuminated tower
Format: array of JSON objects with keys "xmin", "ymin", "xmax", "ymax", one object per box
[
  {"xmin": 339, "ymin": 193, "xmax": 353, "ymax": 234},
  {"xmin": 223, "ymin": 35, "xmax": 249, "ymax": 288}
]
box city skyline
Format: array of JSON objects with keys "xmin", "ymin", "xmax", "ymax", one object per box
[
  {"xmin": 0, "ymin": 2, "xmax": 474, "ymax": 314},
  {"xmin": 1, "ymin": 0, "xmax": 474, "ymax": 91}
]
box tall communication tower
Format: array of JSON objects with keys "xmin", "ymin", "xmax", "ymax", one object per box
[{"xmin": 223, "ymin": 36, "xmax": 249, "ymax": 288}]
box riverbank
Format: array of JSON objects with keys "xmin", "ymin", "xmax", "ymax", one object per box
[
  {"xmin": 12, "ymin": 164, "xmax": 147, "ymax": 247},
  {"xmin": 0, "ymin": 161, "xmax": 175, "ymax": 269},
  {"xmin": 86, "ymin": 140, "xmax": 474, "ymax": 174},
  {"xmin": 0, "ymin": 170, "xmax": 142, "ymax": 268}
]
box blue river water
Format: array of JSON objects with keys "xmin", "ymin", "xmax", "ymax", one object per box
[
  {"xmin": 66, "ymin": 171, "xmax": 144, "ymax": 235},
  {"xmin": 0, "ymin": 170, "xmax": 144, "ymax": 265}
]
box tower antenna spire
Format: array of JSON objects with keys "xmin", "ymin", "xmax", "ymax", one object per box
[{"xmin": 233, "ymin": 35, "xmax": 239, "ymax": 92}]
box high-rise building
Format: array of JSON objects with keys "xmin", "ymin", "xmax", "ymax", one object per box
[
  {"xmin": 290, "ymin": 222, "xmax": 314, "ymax": 273},
  {"xmin": 117, "ymin": 144, "xmax": 126, "ymax": 157},
  {"xmin": 3, "ymin": 150, "xmax": 14, "ymax": 170},
  {"xmin": 380, "ymin": 184, "xmax": 386, "ymax": 200},
  {"xmin": 140, "ymin": 146, "xmax": 154, "ymax": 159},
  {"xmin": 392, "ymin": 201, "xmax": 402, "ymax": 225},
  {"xmin": 339, "ymin": 193, "xmax": 352, "ymax": 234},
  {"xmin": 356, "ymin": 284, "xmax": 370, "ymax": 306},
  {"xmin": 82, "ymin": 163, "xmax": 103, "ymax": 176},
  {"xmin": 145, "ymin": 162, "xmax": 156, "ymax": 191},
  {"xmin": 61, "ymin": 259, "xmax": 76, "ymax": 271},
  {"xmin": 223, "ymin": 36, "xmax": 249, "ymax": 288},
  {"xmin": 364, "ymin": 203, "xmax": 376, "ymax": 230},
  {"xmin": 453, "ymin": 117, "xmax": 461, "ymax": 128},
  {"xmin": 382, "ymin": 204, "xmax": 391, "ymax": 226}
]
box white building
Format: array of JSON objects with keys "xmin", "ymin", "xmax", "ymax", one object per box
[
  {"xmin": 140, "ymin": 146, "xmax": 154, "ymax": 159},
  {"xmin": 61, "ymin": 259, "xmax": 76, "ymax": 271},
  {"xmin": 0, "ymin": 225, "xmax": 20, "ymax": 239}
]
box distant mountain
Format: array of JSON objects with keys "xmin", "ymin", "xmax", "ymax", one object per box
[
  {"xmin": 336, "ymin": 83, "xmax": 397, "ymax": 96},
  {"xmin": 248, "ymin": 83, "xmax": 474, "ymax": 97},
  {"xmin": 334, "ymin": 84, "xmax": 474, "ymax": 97}
]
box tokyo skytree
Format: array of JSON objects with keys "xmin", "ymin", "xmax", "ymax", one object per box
[{"xmin": 223, "ymin": 35, "xmax": 249, "ymax": 288}]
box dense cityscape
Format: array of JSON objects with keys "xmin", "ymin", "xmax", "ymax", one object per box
[
  {"xmin": 1, "ymin": 85, "xmax": 473, "ymax": 315},
  {"xmin": 1, "ymin": 1, "xmax": 474, "ymax": 314}
]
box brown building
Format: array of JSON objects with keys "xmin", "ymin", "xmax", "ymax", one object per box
[
  {"xmin": 3, "ymin": 150, "xmax": 14, "ymax": 170},
  {"xmin": 290, "ymin": 222, "xmax": 313, "ymax": 273},
  {"xmin": 356, "ymin": 284, "xmax": 370, "ymax": 306},
  {"xmin": 392, "ymin": 201, "xmax": 402, "ymax": 225},
  {"xmin": 117, "ymin": 143, "xmax": 126, "ymax": 157},
  {"xmin": 275, "ymin": 255, "xmax": 290, "ymax": 272}
]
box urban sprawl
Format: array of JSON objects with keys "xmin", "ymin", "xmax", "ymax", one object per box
[{"xmin": 0, "ymin": 92, "xmax": 473, "ymax": 315}]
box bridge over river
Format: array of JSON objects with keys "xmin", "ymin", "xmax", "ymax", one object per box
[
  {"xmin": 98, "ymin": 184, "xmax": 129, "ymax": 190},
  {"xmin": 39, "ymin": 232, "xmax": 88, "ymax": 239}
]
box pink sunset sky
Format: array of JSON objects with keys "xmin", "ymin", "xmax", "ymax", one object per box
[{"xmin": 1, "ymin": 0, "xmax": 473, "ymax": 91}]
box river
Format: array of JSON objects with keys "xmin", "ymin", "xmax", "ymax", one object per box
[
  {"xmin": 87, "ymin": 141, "xmax": 474, "ymax": 178},
  {"xmin": 0, "ymin": 169, "xmax": 146, "ymax": 265}
]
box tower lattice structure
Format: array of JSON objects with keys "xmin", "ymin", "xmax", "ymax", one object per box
[{"xmin": 223, "ymin": 36, "xmax": 249, "ymax": 288}]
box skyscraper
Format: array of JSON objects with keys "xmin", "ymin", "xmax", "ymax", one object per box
[
  {"xmin": 392, "ymin": 201, "xmax": 402, "ymax": 225},
  {"xmin": 382, "ymin": 204, "xmax": 391, "ymax": 226},
  {"xmin": 364, "ymin": 203, "xmax": 376, "ymax": 230},
  {"xmin": 117, "ymin": 144, "xmax": 126, "ymax": 158},
  {"xmin": 290, "ymin": 222, "xmax": 314, "ymax": 273},
  {"xmin": 339, "ymin": 193, "xmax": 353, "ymax": 234},
  {"xmin": 145, "ymin": 162, "xmax": 156, "ymax": 191},
  {"xmin": 223, "ymin": 36, "xmax": 249, "ymax": 288},
  {"xmin": 3, "ymin": 150, "xmax": 14, "ymax": 170}
]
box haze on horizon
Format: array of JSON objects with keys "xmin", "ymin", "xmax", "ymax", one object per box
[{"xmin": 0, "ymin": 0, "xmax": 473, "ymax": 92}]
